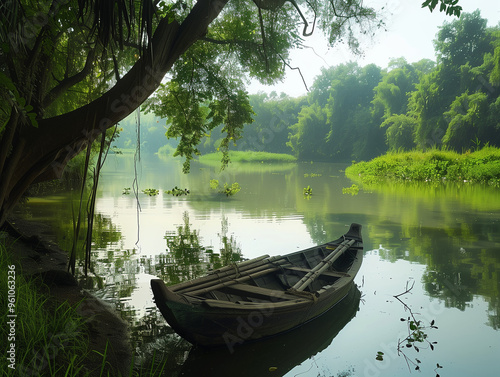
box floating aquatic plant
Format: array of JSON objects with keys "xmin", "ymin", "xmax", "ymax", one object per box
[
  {"xmin": 342, "ymin": 184, "xmax": 359, "ymax": 196},
  {"xmin": 142, "ymin": 188, "xmax": 159, "ymax": 196},
  {"xmin": 303, "ymin": 185, "xmax": 312, "ymax": 197},
  {"xmin": 165, "ymin": 187, "xmax": 190, "ymax": 196}
]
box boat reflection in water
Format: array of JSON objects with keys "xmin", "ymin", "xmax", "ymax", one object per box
[{"xmin": 178, "ymin": 284, "xmax": 361, "ymax": 377}]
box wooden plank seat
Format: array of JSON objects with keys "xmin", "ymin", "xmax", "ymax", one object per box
[
  {"xmin": 283, "ymin": 266, "xmax": 351, "ymax": 278},
  {"xmin": 223, "ymin": 283, "xmax": 299, "ymax": 301}
]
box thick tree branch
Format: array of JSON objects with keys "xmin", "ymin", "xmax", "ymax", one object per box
[
  {"xmin": 0, "ymin": 111, "xmax": 19, "ymax": 178},
  {"xmin": 290, "ymin": 0, "xmax": 316, "ymax": 36},
  {"xmin": 42, "ymin": 48, "xmax": 97, "ymax": 108}
]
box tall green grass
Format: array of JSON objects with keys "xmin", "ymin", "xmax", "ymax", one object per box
[
  {"xmin": 0, "ymin": 241, "xmax": 91, "ymax": 376},
  {"xmin": 346, "ymin": 147, "xmax": 500, "ymax": 186}
]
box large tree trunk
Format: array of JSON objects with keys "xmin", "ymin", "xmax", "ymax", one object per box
[{"xmin": 0, "ymin": 0, "xmax": 230, "ymax": 227}]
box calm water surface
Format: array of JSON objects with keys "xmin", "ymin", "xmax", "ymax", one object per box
[{"xmin": 17, "ymin": 154, "xmax": 500, "ymax": 377}]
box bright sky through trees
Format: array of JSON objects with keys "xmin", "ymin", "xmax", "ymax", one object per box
[{"xmin": 250, "ymin": 0, "xmax": 500, "ymax": 97}]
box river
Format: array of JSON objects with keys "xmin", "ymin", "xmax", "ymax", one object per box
[{"xmin": 16, "ymin": 153, "xmax": 500, "ymax": 377}]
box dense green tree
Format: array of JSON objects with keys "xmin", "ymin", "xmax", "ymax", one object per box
[
  {"xmin": 350, "ymin": 102, "xmax": 386, "ymax": 160},
  {"xmin": 184, "ymin": 92, "xmax": 306, "ymax": 154},
  {"xmin": 240, "ymin": 93, "xmax": 305, "ymax": 153},
  {"xmin": 488, "ymin": 31, "xmax": 500, "ymax": 86},
  {"xmin": 287, "ymin": 103, "xmax": 329, "ymax": 160},
  {"xmin": 400, "ymin": 10, "xmax": 493, "ymax": 151},
  {"xmin": 381, "ymin": 114, "xmax": 418, "ymax": 151},
  {"xmin": 417, "ymin": 10, "xmax": 496, "ymax": 149},
  {"xmin": 434, "ymin": 10, "xmax": 492, "ymax": 68},
  {"xmin": 411, "ymin": 58, "xmax": 437, "ymax": 76},
  {"xmin": 275, "ymin": 10, "xmax": 500, "ymax": 158},
  {"xmin": 308, "ymin": 66, "xmax": 336, "ymax": 108},
  {"xmin": 288, "ymin": 62, "xmax": 385, "ymax": 161},
  {"xmin": 443, "ymin": 91, "xmax": 490, "ymax": 150},
  {"xmin": 372, "ymin": 59, "xmax": 435, "ymax": 151},
  {"xmin": 408, "ymin": 70, "xmax": 448, "ymax": 149},
  {"xmin": 486, "ymin": 97, "xmax": 500, "ymax": 147},
  {"xmin": 324, "ymin": 63, "xmax": 382, "ymax": 160},
  {"xmin": 384, "ymin": 16, "xmax": 500, "ymax": 153},
  {"xmin": 372, "ymin": 58, "xmax": 421, "ymax": 119},
  {"xmin": 423, "ymin": 12, "xmax": 499, "ymax": 151}
]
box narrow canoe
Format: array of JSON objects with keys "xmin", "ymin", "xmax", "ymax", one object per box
[{"xmin": 151, "ymin": 223, "xmax": 363, "ymax": 348}]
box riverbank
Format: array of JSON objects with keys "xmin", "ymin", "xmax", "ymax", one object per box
[
  {"xmin": 198, "ymin": 150, "xmax": 297, "ymax": 164},
  {"xmin": 346, "ymin": 147, "xmax": 500, "ymax": 186},
  {"xmin": 0, "ymin": 217, "xmax": 132, "ymax": 376}
]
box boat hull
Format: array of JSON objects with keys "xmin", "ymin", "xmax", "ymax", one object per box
[{"xmin": 179, "ymin": 285, "xmax": 362, "ymax": 377}]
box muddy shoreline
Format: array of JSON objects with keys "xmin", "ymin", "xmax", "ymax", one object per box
[{"xmin": 3, "ymin": 216, "xmax": 132, "ymax": 376}]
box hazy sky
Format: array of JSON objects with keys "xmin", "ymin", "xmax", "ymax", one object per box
[{"xmin": 249, "ymin": 0, "xmax": 500, "ymax": 97}]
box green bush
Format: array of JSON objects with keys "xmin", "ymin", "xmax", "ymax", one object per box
[{"xmin": 346, "ymin": 147, "xmax": 500, "ymax": 186}]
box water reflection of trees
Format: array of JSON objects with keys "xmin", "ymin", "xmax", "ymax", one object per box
[
  {"xmin": 217, "ymin": 215, "xmax": 242, "ymax": 267},
  {"xmin": 76, "ymin": 213, "xmax": 123, "ymax": 288},
  {"xmin": 298, "ymin": 186, "xmax": 500, "ymax": 330},
  {"xmin": 91, "ymin": 213, "xmax": 122, "ymax": 249},
  {"xmin": 90, "ymin": 211, "xmax": 243, "ymax": 305},
  {"xmin": 156, "ymin": 212, "xmax": 242, "ymax": 286},
  {"xmin": 160, "ymin": 212, "xmax": 207, "ymax": 284},
  {"xmin": 129, "ymin": 307, "xmax": 192, "ymax": 376},
  {"xmin": 300, "ymin": 207, "xmax": 500, "ymax": 330},
  {"xmin": 367, "ymin": 222, "xmax": 500, "ymax": 330}
]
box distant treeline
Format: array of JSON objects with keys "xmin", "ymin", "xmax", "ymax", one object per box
[{"xmin": 116, "ymin": 11, "xmax": 500, "ymax": 163}]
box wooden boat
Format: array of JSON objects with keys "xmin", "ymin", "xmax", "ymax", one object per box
[{"xmin": 151, "ymin": 223, "xmax": 363, "ymax": 348}]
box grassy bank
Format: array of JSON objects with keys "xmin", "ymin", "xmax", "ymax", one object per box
[
  {"xmin": 198, "ymin": 150, "xmax": 297, "ymax": 164},
  {"xmin": 0, "ymin": 242, "xmax": 91, "ymax": 376},
  {"xmin": 346, "ymin": 147, "xmax": 500, "ymax": 186}
]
